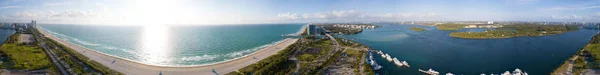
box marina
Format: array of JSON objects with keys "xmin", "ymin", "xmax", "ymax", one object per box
[
  {"xmin": 372, "ymin": 50, "xmax": 410, "ymax": 67},
  {"xmin": 366, "ymin": 50, "xmax": 382, "ymax": 70},
  {"xmin": 338, "ymin": 24, "xmax": 599, "ymax": 74},
  {"xmin": 416, "ymin": 68, "xmax": 529, "ymax": 75}
]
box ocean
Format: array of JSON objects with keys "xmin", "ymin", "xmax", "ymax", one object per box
[
  {"xmin": 339, "ymin": 23, "xmax": 600, "ymax": 75},
  {"xmin": 38, "ymin": 24, "xmax": 304, "ymax": 66}
]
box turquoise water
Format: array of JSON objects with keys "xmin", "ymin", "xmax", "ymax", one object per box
[
  {"xmin": 340, "ymin": 23, "xmax": 600, "ymax": 75},
  {"xmin": 39, "ymin": 24, "xmax": 303, "ymax": 66}
]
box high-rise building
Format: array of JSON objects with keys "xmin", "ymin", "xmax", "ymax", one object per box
[
  {"xmin": 307, "ymin": 24, "xmax": 316, "ymax": 35},
  {"xmin": 31, "ymin": 20, "xmax": 36, "ymax": 28}
]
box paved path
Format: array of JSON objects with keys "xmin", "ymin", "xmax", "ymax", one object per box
[{"xmin": 565, "ymin": 49, "xmax": 585, "ymax": 75}]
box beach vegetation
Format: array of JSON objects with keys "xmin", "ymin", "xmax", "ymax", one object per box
[
  {"xmin": 237, "ymin": 43, "xmax": 298, "ymax": 75},
  {"xmin": 552, "ymin": 34, "xmax": 600, "ymax": 75}
]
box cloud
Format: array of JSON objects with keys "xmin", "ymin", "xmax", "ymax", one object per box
[
  {"xmin": 0, "ymin": 6, "xmax": 21, "ymax": 9},
  {"xmin": 276, "ymin": 13, "xmax": 300, "ymax": 20},
  {"xmin": 551, "ymin": 13, "xmax": 600, "ymax": 21},
  {"xmin": 278, "ymin": 10, "xmax": 370, "ymax": 20},
  {"xmin": 48, "ymin": 10, "xmax": 98, "ymax": 18},
  {"xmin": 10, "ymin": 11, "xmax": 39, "ymax": 18},
  {"xmin": 1, "ymin": 10, "xmax": 103, "ymax": 22},
  {"xmin": 504, "ymin": 0, "xmax": 541, "ymax": 5},
  {"xmin": 276, "ymin": 10, "xmax": 439, "ymax": 20},
  {"xmin": 383, "ymin": 13, "xmax": 438, "ymax": 18},
  {"xmin": 541, "ymin": 5, "xmax": 600, "ymax": 11},
  {"xmin": 551, "ymin": 15, "xmax": 581, "ymax": 19}
]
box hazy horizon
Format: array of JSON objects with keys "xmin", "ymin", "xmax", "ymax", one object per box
[{"xmin": 1, "ymin": 0, "xmax": 600, "ymax": 25}]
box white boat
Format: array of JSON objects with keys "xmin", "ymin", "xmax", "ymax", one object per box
[
  {"xmin": 428, "ymin": 69, "xmax": 440, "ymax": 75},
  {"xmin": 512, "ymin": 68, "xmax": 527, "ymax": 75},
  {"xmin": 401, "ymin": 61, "xmax": 410, "ymax": 67},
  {"xmin": 446, "ymin": 73, "xmax": 455, "ymax": 75},
  {"xmin": 392, "ymin": 57, "xmax": 403, "ymax": 66},
  {"xmin": 419, "ymin": 68, "xmax": 440, "ymax": 75},
  {"xmin": 381, "ymin": 53, "xmax": 387, "ymax": 58},
  {"xmin": 501, "ymin": 71, "xmax": 510, "ymax": 75},
  {"xmin": 373, "ymin": 65, "xmax": 382, "ymax": 70},
  {"xmin": 385, "ymin": 54, "xmax": 392, "ymax": 61},
  {"xmin": 369, "ymin": 54, "xmax": 373, "ymax": 59}
]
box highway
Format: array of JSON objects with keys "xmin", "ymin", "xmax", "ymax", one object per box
[
  {"xmin": 33, "ymin": 27, "xmax": 99, "ymax": 75},
  {"xmin": 33, "ymin": 28, "xmax": 69, "ymax": 75}
]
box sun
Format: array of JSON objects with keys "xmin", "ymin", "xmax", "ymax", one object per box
[{"xmin": 124, "ymin": 0, "xmax": 187, "ymax": 25}]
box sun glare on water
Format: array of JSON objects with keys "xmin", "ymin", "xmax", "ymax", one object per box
[
  {"xmin": 140, "ymin": 25, "xmax": 172, "ymax": 65},
  {"xmin": 126, "ymin": 0, "xmax": 180, "ymax": 65}
]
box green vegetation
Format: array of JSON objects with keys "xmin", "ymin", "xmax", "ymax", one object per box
[
  {"xmin": 1, "ymin": 43, "xmax": 51, "ymax": 70},
  {"xmin": 44, "ymin": 37, "xmax": 123, "ymax": 75},
  {"xmin": 410, "ymin": 27, "xmax": 426, "ymax": 32},
  {"xmin": 43, "ymin": 40, "xmax": 96, "ymax": 74},
  {"xmin": 435, "ymin": 24, "xmax": 468, "ymax": 30},
  {"xmin": 449, "ymin": 25, "xmax": 579, "ymax": 39},
  {"xmin": 585, "ymin": 34, "xmax": 600, "ymax": 62},
  {"xmin": 235, "ymin": 43, "xmax": 298, "ymax": 75},
  {"xmin": 552, "ymin": 34, "xmax": 600, "ymax": 75},
  {"xmin": 0, "ymin": 34, "xmax": 53, "ymax": 71},
  {"xmin": 231, "ymin": 37, "xmax": 373, "ymax": 75},
  {"xmin": 31, "ymin": 28, "xmax": 123, "ymax": 75},
  {"xmin": 298, "ymin": 54, "xmax": 316, "ymax": 61}
]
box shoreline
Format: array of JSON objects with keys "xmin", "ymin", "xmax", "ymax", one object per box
[{"xmin": 37, "ymin": 27, "xmax": 300, "ymax": 74}]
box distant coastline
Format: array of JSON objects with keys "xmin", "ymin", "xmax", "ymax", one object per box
[{"xmin": 439, "ymin": 24, "xmax": 580, "ymax": 39}]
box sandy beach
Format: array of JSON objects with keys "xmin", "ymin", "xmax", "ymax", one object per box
[{"xmin": 36, "ymin": 28, "xmax": 299, "ymax": 75}]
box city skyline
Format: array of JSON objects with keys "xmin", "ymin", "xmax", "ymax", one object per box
[{"xmin": 1, "ymin": 0, "xmax": 600, "ymax": 25}]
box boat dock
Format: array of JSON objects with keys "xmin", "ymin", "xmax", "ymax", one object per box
[{"xmin": 366, "ymin": 50, "xmax": 382, "ymax": 70}]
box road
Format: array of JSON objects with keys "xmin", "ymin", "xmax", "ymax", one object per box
[
  {"xmin": 34, "ymin": 31, "xmax": 69, "ymax": 75},
  {"xmin": 33, "ymin": 27, "xmax": 99, "ymax": 75}
]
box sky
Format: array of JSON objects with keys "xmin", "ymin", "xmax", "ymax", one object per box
[{"xmin": 0, "ymin": 0, "xmax": 599, "ymax": 25}]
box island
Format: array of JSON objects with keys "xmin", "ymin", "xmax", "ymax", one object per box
[
  {"xmin": 552, "ymin": 34, "xmax": 600, "ymax": 75},
  {"xmin": 448, "ymin": 24, "xmax": 579, "ymax": 39},
  {"xmin": 435, "ymin": 24, "xmax": 468, "ymax": 30},
  {"xmin": 410, "ymin": 27, "xmax": 426, "ymax": 32}
]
